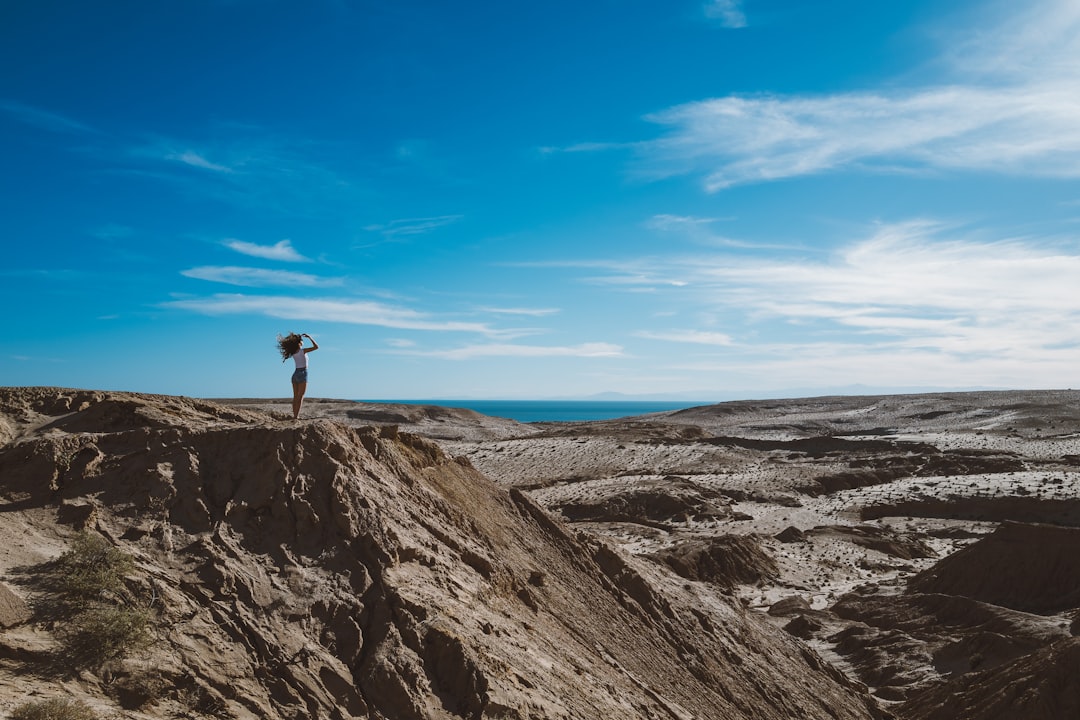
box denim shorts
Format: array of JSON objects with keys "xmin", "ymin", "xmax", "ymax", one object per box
[{"xmin": 291, "ymin": 368, "xmax": 308, "ymax": 384}]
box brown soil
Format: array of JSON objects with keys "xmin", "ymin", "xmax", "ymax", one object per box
[
  {"xmin": 6, "ymin": 386, "xmax": 1080, "ymax": 719},
  {"xmin": 0, "ymin": 387, "xmax": 884, "ymax": 720}
]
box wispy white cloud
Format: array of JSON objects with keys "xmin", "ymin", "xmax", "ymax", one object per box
[
  {"xmin": 126, "ymin": 139, "xmax": 235, "ymax": 173},
  {"xmin": 587, "ymin": 271, "xmax": 689, "ymax": 289},
  {"xmin": 645, "ymin": 85, "xmax": 1080, "ymax": 189},
  {"xmin": 636, "ymin": 329, "xmax": 733, "ymax": 345},
  {"xmin": 669, "ymin": 341, "xmax": 1079, "ymax": 391},
  {"xmin": 165, "ymin": 293, "xmax": 498, "ymax": 334},
  {"xmin": 640, "ymin": 0, "xmax": 1080, "ymax": 189},
  {"xmin": 0, "ymin": 100, "xmax": 99, "ymax": 135},
  {"xmin": 646, "ymin": 214, "xmax": 723, "ymax": 231},
  {"xmin": 693, "ymin": 222, "xmax": 1080, "ymax": 325},
  {"xmin": 121, "ymin": 131, "xmax": 366, "ymax": 217},
  {"xmin": 181, "ymin": 266, "xmax": 340, "ymax": 288},
  {"xmin": 939, "ymin": 0, "xmax": 1080, "ymax": 83},
  {"xmin": 403, "ymin": 342, "xmax": 623, "ymax": 360},
  {"xmin": 704, "ymin": 0, "xmax": 747, "ymax": 29},
  {"xmin": 4, "ymin": 110, "xmax": 354, "ymax": 217},
  {"xmin": 224, "ymin": 238, "xmax": 311, "ymax": 262},
  {"xmin": 537, "ymin": 141, "xmax": 631, "ymax": 155},
  {"xmin": 479, "ymin": 306, "xmax": 561, "ymax": 317},
  {"xmin": 511, "ymin": 258, "xmax": 693, "ymax": 291},
  {"xmin": 363, "ymin": 215, "xmax": 463, "ymax": 240},
  {"xmin": 533, "ymin": 218, "xmax": 1080, "ymax": 389},
  {"xmin": 613, "ymin": 222, "xmax": 1080, "ymax": 366},
  {"xmin": 646, "ymin": 213, "xmax": 779, "ymax": 250},
  {"xmin": 166, "ymin": 150, "xmax": 233, "ymax": 173}
]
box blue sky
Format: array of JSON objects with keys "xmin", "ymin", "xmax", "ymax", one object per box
[{"xmin": 4, "ymin": 0, "xmax": 1080, "ymax": 400}]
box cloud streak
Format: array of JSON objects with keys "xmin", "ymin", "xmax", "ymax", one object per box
[
  {"xmin": 165, "ymin": 293, "xmax": 498, "ymax": 334},
  {"xmin": 941, "ymin": 0, "xmax": 1080, "ymax": 83},
  {"xmin": 363, "ymin": 215, "xmax": 463, "ymax": 240},
  {"xmin": 403, "ymin": 342, "xmax": 623, "ymax": 360},
  {"xmin": 1, "ymin": 105, "xmax": 365, "ymax": 220},
  {"xmin": 119, "ymin": 131, "xmax": 368, "ymax": 218},
  {"xmin": 479, "ymin": 306, "xmax": 561, "ymax": 317},
  {"xmin": 166, "ymin": 150, "xmax": 233, "ymax": 173},
  {"xmin": 697, "ymin": 224, "xmax": 1080, "ymax": 323},
  {"xmin": 224, "ymin": 239, "xmax": 311, "ymax": 262},
  {"xmin": 616, "ymin": 222, "xmax": 1080, "ymax": 369},
  {"xmin": 181, "ymin": 266, "xmax": 339, "ymax": 288},
  {"xmin": 640, "ymin": 0, "xmax": 1080, "ymax": 189},
  {"xmin": 669, "ymin": 341, "xmax": 1080, "ymax": 391},
  {"xmin": 644, "ymin": 84, "xmax": 1080, "ymax": 189},
  {"xmin": 0, "ymin": 100, "xmax": 99, "ymax": 135},
  {"xmin": 704, "ymin": 0, "xmax": 747, "ymax": 29},
  {"xmin": 636, "ymin": 330, "xmax": 733, "ymax": 346}
]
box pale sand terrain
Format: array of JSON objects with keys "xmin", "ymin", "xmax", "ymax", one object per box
[{"xmin": 3, "ymin": 388, "xmax": 1080, "ymax": 718}]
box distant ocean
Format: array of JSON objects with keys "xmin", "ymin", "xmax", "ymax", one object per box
[{"xmin": 369, "ymin": 400, "xmax": 708, "ymax": 423}]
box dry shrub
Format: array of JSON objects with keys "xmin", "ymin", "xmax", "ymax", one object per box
[
  {"xmin": 177, "ymin": 686, "xmax": 234, "ymax": 719},
  {"xmin": 54, "ymin": 531, "xmax": 135, "ymax": 600},
  {"xmin": 38, "ymin": 532, "xmax": 152, "ymax": 669},
  {"xmin": 58, "ymin": 604, "xmax": 152, "ymax": 668},
  {"xmin": 109, "ymin": 669, "xmax": 169, "ymax": 709},
  {"xmin": 10, "ymin": 697, "xmax": 99, "ymax": 720}
]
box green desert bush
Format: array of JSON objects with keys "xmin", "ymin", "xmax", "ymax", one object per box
[
  {"xmin": 36, "ymin": 532, "xmax": 153, "ymax": 669},
  {"xmin": 54, "ymin": 531, "xmax": 135, "ymax": 600},
  {"xmin": 58, "ymin": 603, "xmax": 152, "ymax": 668},
  {"xmin": 10, "ymin": 697, "xmax": 99, "ymax": 720}
]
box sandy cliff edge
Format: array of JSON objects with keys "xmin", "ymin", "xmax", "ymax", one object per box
[{"xmin": 0, "ymin": 387, "xmax": 885, "ymax": 720}]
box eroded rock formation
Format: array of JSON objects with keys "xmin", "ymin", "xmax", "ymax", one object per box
[{"xmin": 0, "ymin": 388, "xmax": 884, "ymax": 720}]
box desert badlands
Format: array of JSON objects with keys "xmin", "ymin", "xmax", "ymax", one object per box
[{"xmin": 2, "ymin": 387, "xmax": 1080, "ymax": 719}]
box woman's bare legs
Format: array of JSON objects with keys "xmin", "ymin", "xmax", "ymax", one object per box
[{"xmin": 292, "ymin": 381, "xmax": 307, "ymax": 419}]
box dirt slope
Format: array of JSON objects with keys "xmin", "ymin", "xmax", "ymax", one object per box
[
  {"xmin": 0, "ymin": 387, "xmax": 884, "ymax": 720},
  {"xmin": 897, "ymin": 638, "xmax": 1080, "ymax": 720},
  {"xmin": 908, "ymin": 522, "xmax": 1080, "ymax": 613},
  {"xmin": 434, "ymin": 389, "xmax": 1080, "ymax": 717}
]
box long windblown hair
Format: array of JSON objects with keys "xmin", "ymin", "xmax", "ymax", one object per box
[{"xmin": 276, "ymin": 333, "xmax": 303, "ymax": 362}]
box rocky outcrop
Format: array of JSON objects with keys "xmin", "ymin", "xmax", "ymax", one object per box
[
  {"xmin": 908, "ymin": 522, "xmax": 1080, "ymax": 613},
  {"xmin": 808, "ymin": 525, "xmax": 936, "ymax": 561},
  {"xmin": 647, "ymin": 536, "xmax": 778, "ymax": 590},
  {"xmin": 0, "ymin": 388, "xmax": 884, "ymax": 720},
  {"xmin": 830, "ymin": 592, "xmax": 1069, "ymax": 701},
  {"xmin": 553, "ymin": 476, "xmax": 734, "ymax": 527},
  {"xmin": 898, "ymin": 637, "xmax": 1080, "ymax": 720},
  {"xmin": 820, "ymin": 521, "xmax": 1080, "ymax": 710}
]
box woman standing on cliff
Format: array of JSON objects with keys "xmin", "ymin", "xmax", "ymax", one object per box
[{"xmin": 276, "ymin": 332, "xmax": 319, "ymax": 419}]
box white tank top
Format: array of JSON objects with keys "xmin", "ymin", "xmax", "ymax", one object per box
[{"xmin": 292, "ymin": 350, "xmax": 308, "ymax": 369}]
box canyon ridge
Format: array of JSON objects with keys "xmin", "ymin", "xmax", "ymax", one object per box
[{"xmin": 3, "ymin": 387, "xmax": 1080, "ymax": 719}]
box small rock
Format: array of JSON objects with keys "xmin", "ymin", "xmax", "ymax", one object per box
[
  {"xmin": 0, "ymin": 583, "xmax": 31, "ymax": 629},
  {"xmin": 776, "ymin": 526, "xmax": 806, "ymax": 543},
  {"xmin": 768, "ymin": 595, "xmax": 811, "ymax": 617},
  {"xmin": 784, "ymin": 615, "xmax": 823, "ymax": 640}
]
